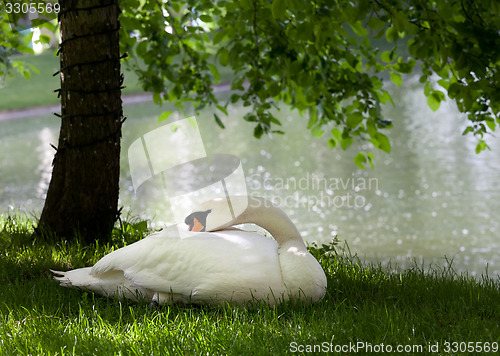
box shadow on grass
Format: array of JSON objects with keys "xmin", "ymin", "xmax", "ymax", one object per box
[{"xmin": 1, "ymin": 218, "xmax": 500, "ymax": 354}]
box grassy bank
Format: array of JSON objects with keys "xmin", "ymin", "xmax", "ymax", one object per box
[
  {"xmin": 0, "ymin": 52, "xmax": 144, "ymax": 111},
  {"xmin": 0, "ymin": 51, "xmax": 235, "ymax": 112},
  {"xmin": 1, "ymin": 215, "xmax": 499, "ymax": 355}
]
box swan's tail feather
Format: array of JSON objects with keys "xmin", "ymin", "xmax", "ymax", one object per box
[
  {"xmin": 51, "ymin": 269, "xmax": 71, "ymax": 287},
  {"xmin": 50, "ymin": 268, "xmax": 94, "ymax": 288},
  {"xmin": 50, "ymin": 268, "xmax": 151, "ymax": 301}
]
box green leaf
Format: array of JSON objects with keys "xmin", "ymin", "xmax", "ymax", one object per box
[
  {"xmin": 239, "ymin": 0, "xmax": 253, "ymax": 10},
  {"xmin": 16, "ymin": 45, "xmax": 34, "ymax": 55},
  {"xmin": 27, "ymin": 64, "xmax": 40, "ymax": 75},
  {"xmin": 385, "ymin": 26, "xmax": 397, "ymax": 43},
  {"xmin": 331, "ymin": 128, "xmax": 342, "ymax": 141},
  {"xmin": 311, "ymin": 125, "xmax": 324, "ymax": 137},
  {"xmin": 447, "ymin": 82, "xmax": 461, "ymax": 98},
  {"xmin": 381, "ymin": 51, "xmax": 395, "ymax": 63},
  {"xmin": 307, "ymin": 106, "xmax": 317, "ymax": 129},
  {"xmin": 272, "ymin": 0, "xmax": 287, "ymax": 20},
  {"xmin": 377, "ymin": 118, "xmax": 393, "ymax": 128},
  {"xmin": 492, "ymin": 0, "xmax": 500, "ymax": 14},
  {"xmin": 485, "ymin": 119, "xmax": 496, "ymax": 132},
  {"xmin": 199, "ymin": 15, "xmax": 212, "ymax": 23},
  {"xmin": 376, "ymin": 89, "xmax": 394, "ymax": 105},
  {"xmin": 213, "ymin": 30, "xmax": 227, "ymax": 45},
  {"xmin": 214, "ymin": 113, "xmax": 225, "ymax": 129},
  {"xmin": 393, "ymin": 12, "xmax": 409, "ymax": 33},
  {"xmin": 390, "ymin": 72, "xmax": 402, "ymax": 87},
  {"xmin": 37, "ymin": 34, "xmax": 52, "ymax": 45},
  {"xmin": 346, "ymin": 112, "xmax": 364, "ymax": 129},
  {"xmin": 168, "ymin": 85, "xmax": 182, "ymax": 101},
  {"xmin": 475, "ymin": 139, "xmax": 488, "ymax": 154},
  {"xmin": 437, "ymin": 79, "xmax": 450, "ymax": 90},
  {"xmin": 327, "ymin": 138, "xmax": 337, "ymax": 149},
  {"xmin": 341, "ymin": 137, "xmax": 354, "ymax": 150},
  {"xmin": 254, "ymin": 124, "xmax": 264, "ymax": 138},
  {"xmin": 158, "ymin": 111, "xmax": 174, "ymax": 121},
  {"xmin": 350, "ymin": 21, "xmax": 368, "ymax": 37},
  {"xmin": 244, "ymin": 114, "xmax": 257, "ymax": 122},
  {"xmin": 136, "ymin": 40, "xmax": 148, "ymax": 58},
  {"xmin": 218, "ymin": 48, "xmax": 229, "ymax": 66},
  {"xmin": 287, "ymin": 0, "xmax": 300, "ymax": 11},
  {"xmin": 268, "ymin": 81, "xmax": 281, "ymax": 97},
  {"xmin": 270, "ymin": 116, "xmax": 282, "ymax": 126},
  {"xmin": 427, "ymin": 92, "xmax": 441, "ymax": 111},
  {"xmin": 354, "ymin": 152, "xmax": 367, "ymax": 169},
  {"xmin": 208, "ymin": 64, "xmax": 220, "ymax": 83},
  {"xmin": 216, "ymin": 104, "xmax": 228, "ymax": 116},
  {"xmin": 423, "ymin": 81, "xmax": 432, "ymax": 96},
  {"xmin": 152, "ymin": 92, "xmax": 162, "ymax": 105},
  {"xmin": 462, "ymin": 127, "xmax": 474, "ymax": 136},
  {"xmin": 367, "ymin": 153, "xmax": 375, "ymax": 168},
  {"xmin": 373, "ymin": 132, "xmax": 391, "ymax": 153},
  {"xmin": 367, "ymin": 16, "xmax": 385, "ymax": 30},
  {"xmin": 394, "ymin": 59, "xmax": 415, "ymax": 74}
]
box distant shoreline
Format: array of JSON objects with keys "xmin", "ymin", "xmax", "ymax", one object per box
[{"xmin": 0, "ymin": 83, "xmax": 231, "ymax": 122}]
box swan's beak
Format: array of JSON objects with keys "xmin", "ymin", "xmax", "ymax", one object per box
[
  {"xmin": 185, "ymin": 209, "xmax": 212, "ymax": 232},
  {"xmin": 187, "ymin": 218, "xmax": 205, "ymax": 232}
]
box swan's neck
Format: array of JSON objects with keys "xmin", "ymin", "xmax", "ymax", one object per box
[{"xmin": 219, "ymin": 196, "xmax": 306, "ymax": 247}]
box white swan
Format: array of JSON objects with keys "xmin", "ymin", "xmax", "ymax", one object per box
[{"xmin": 52, "ymin": 196, "xmax": 327, "ymax": 305}]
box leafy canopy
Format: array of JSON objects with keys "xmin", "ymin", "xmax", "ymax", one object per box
[
  {"xmin": 1, "ymin": 0, "xmax": 61, "ymax": 80},
  {"xmin": 2, "ymin": 1, "xmax": 499, "ymax": 167},
  {"xmin": 119, "ymin": 0, "xmax": 500, "ymax": 166},
  {"xmin": 0, "ymin": 15, "xmax": 34, "ymax": 81}
]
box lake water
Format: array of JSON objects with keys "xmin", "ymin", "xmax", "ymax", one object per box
[{"xmin": 1, "ymin": 77, "xmax": 499, "ymax": 277}]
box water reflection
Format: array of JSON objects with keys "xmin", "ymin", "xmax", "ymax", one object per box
[
  {"xmin": 35, "ymin": 127, "xmax": 55, "ymax": 199},
  {"xmin": 0, "ymin": 117, "xmax": 59, "ymax": 212},
  {"xmin": 1, "ymin": 79, "xmax": 499, "ymax": 276}
]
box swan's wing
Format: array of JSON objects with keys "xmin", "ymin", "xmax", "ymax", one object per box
[
  {"xmin": 90, "ymin": 225, "xmax": 183, "ymax": 275},
  {"xmin": 90, "ymin": 230, "xmax": 284, "ymax": 302}
]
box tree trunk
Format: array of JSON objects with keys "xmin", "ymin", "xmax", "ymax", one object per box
[{"xmin": 37, "ymin": 0, "xmax": 122, "ymax": 243}]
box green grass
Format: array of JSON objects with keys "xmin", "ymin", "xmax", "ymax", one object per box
[
  {"xmin": 1, "ymin": 215, "xmax": 499, "ymax": 355},
  {"xmin": 0, "ymin": 52, "xmax": 58, "ymax": 111}
]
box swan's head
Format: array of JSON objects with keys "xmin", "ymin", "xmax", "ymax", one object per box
[
  {"xmin": 184, "ymin": 195, "xmax": 304, "ymax": 245},
  {"xmin": 184, "ymin": 209, "xmax": 212, "ymax": 232},
  {"xmin": 184, "ymin": 196, "xmax": 250, "ymax": 232}
]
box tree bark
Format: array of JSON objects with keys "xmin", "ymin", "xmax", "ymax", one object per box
[{"xmin": 37, "ymin": 0, "xmax": 122, "ymax": 243}]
